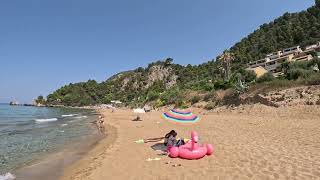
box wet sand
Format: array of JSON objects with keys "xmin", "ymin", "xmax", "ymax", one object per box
[
  {"xmin": 62, "ymin": 105, "xmax": 320, "ymax": 180},
  {"xmin": 14, "ymin": 124, "xmax": 104, "ymax": 180}
]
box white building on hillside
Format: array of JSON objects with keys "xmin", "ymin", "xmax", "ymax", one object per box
[
  {"xmin": 247, "ymin": 44, "xmax": 314, "ymax": 77},
  {"xmin": 282, "ymin": 46, "xmax": 302, "ymax": 56}
]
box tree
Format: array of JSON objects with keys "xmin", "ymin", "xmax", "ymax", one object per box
[
  {"xmin": 218, "ymin": 51, "xmax": 234, "ymax": 81},
  {"xmin": 35, "ymin": 95, "xmax": 46, "ymax": 105},
  {"xmin": 136, "ymin": 67, "xmax": 144, "ymax": 72},
  {"xmin": 103, "ymin": 94, "xmax": 113, "ymax": 104},
  {"xmin": 316, "ymin": 0, "xmax": 320, "ymax": 8},
  {"xmin": 164, "ymin": 58, "xmax": 173, "ymax": 66}
]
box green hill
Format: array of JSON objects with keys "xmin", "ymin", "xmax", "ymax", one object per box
[
  {"xmin": 46, "ymin": 1, "xmax": 320, "ymax": 107},
  {"xmin": 231, "ymin": 0, "xmax": 320, "ymax": 65},
  {"xmin": 47, "ymin": 59, "xmax": 224, "ymax": 107}
]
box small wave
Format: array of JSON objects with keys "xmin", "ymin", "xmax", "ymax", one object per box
[
  {"xmin": 61, "ymin": 124, "xmax": 68, "ymax": 127},
  {"xmin": 74, "ymin": 116, "xmax": 87, "ymax": 119},
  {"xmin": 0, "ymin": 172, "xmax": 15, "ymax": 180},
  {"xmin": 0, "ymin": 121, "xmax": 31, "ymax": 127},
  {"xmin": 68, "ymin": 120, "xmax": 77, "ymax": 123},
  {"xmin": 35, "ymin": 118, "xmax": 58, "ymax": 123},
  {"xmin": 7, "ymin": 129, "xmax": 32, "ymax": 136},
  {"xmin": 61, "ymin": 114, "xmax": 78, "ymax": 117}
]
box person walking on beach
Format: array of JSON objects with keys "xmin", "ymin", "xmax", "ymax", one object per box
[{"xmin": 97, "ymin": 116, "xmax": 105, "ymax": 132}]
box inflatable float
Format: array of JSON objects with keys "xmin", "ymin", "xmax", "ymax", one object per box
[{"xmin": 168, "ymin": 131, "xmax": 213, "ymax": 160}]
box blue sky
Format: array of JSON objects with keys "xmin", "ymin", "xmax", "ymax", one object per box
[{"xmin": 0, "ymin": 0, "xmax": 314, "ymax": 103}]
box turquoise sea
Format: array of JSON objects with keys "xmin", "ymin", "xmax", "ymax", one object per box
[{"xmin": 0, "ymin": 103, "xmax": 99, "ymax": 177}]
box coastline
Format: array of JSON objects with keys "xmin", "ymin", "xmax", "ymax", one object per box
[
  {"xmin": 14, "ymin": 133, "xmax": 103, "ymax": 180},
  {"xmin": 61, "ymin": 105, "xmax": 320, "ymax": 180},
  {"xmin": 61, "ymin": 108, "xmax": 118, "ymax": 180},
  {"xmin": 11, "ymin": 108, "xmax": 104, "ymax": 180}
]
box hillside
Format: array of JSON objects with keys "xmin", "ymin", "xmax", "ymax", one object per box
[
  {"xmin": 230, "ymin": 0, "xmax": 320, "ymax": 65},
  {"xmin": 47, "ymin": 59, "xmax": 224, "ymax": 107},
  {"xmin": 46, "ymin": 1, "xmax": 320, "ymax": 107}
]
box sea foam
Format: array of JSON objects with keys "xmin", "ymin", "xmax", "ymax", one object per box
[
  {"xmin": 35, "ymin": 118, "xmax": 58, "ymax": 123},
  {"xmin": 61, "ymin": 114, "xmax": 78, "ymax": 117},
  {"xmin": 74, "ymin": 116, "xmax": 87, "ymax": 119},
  {"xmin": 0, "ymin": 173, "xmax": 15, "ymax": 180}
]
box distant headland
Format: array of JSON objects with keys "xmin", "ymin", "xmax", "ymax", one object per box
[{"xmin": 9, "ymin": 100, "xmax": 45, "ymax": 107}]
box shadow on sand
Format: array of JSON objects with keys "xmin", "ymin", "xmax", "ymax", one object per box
[{"xmin": 151, "ymin": 143, "xmax": 167, "ymax": 153}]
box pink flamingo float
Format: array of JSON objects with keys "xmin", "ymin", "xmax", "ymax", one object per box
[{"xmin": 168, "ymin": 131, "xmax": 213, "ymax": 160}]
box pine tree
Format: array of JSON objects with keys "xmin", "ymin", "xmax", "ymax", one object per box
[{"xmin": 316, "ymin": 0, "xmax": 320, "ymax": 8}]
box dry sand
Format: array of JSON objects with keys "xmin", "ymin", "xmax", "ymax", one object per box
[{"xmin": 62, "ymin": 105, "xmax": 320, "ymax": 180}]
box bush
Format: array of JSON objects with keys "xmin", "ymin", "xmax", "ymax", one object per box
[
  {"xmin": 202, "ymin": 83, "xmax": 215, "ymax": 91},
  {"xmin": 286, "ymin": 68, "xmax": 313, "ymax": 80},
  {"xmin": 257, "ymin": 73, "xmax": 274, "ymax": 83},
  {"xmin": 204, "ymin": 102, "xmax": 216, "ymax": 110},
  {"xmin": 203, "ymin": 91, "xmax": 216, "ymax": 102},
  {"xmin": 174, "ymin": 99, "xmax": 188, "ymax": 109},
  {"xmin": 154, "ymin": 99, "xmax": 165, "ymax": 108},
  {"xmin": 214, "ymin": 80, "xmax": 232, "ymax": 90},
  {"xmin": 305, "ymin": 73, "xmax": 320, "ymax": 85},
  {"xmin": 147, "ymin": 91, "xmax": 160, "ymax": 101},
  {"xmin": 102, "ymin": 94, "xmax": 112, "ymax": 104},
  {"xmin": 312, "ymin": 58, "xmax": 320, "ymax": 68},
  {"xmin": 289, "ymin": 61, "xmax": 309, "ymax": 70},
  {"xmin": 231, "ymin": 68, "xmax": 256, "ymax": 83},
  {"xmin": 159, "ymin": 87, "xmax": 183, "ymax": 105},
  {"xmin": 185, "ymin": 81, "xmax": 214, "ymax": 92},
  {"xmin": 190, "ymin": 96, "xmax": 201, "ymax": 105}
]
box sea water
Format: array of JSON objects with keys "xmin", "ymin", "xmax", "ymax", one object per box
[{"xmin": 0, "ymin": 103, "xmax": 99, "ymax": 176}]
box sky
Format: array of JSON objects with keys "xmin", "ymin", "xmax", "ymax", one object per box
[{"xmin": 0, "ymin": 0, "xmax": 315, "ymax": 103}]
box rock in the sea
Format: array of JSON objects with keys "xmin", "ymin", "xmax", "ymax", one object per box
[{"xmin": 9, "ymin": 101, "xmax": 19, "ymax": 106}]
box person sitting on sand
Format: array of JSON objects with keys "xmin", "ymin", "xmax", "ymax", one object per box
[{"xmin": 143, "ymin": 130, "xmax": 185, "ymax": 147}]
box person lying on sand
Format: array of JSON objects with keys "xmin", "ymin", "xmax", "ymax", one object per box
[
  {"xmin": 132, "ymin": 115, "xmax": 142, "ymax": 121},
  {"xmin": 143, "ymin": 130, "xmax": 185, "ymax": 147}
]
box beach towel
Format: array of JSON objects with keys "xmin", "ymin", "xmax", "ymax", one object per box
[{"xmin": 146, "ymin": 157, "xmax": 161, "ymax": 161}]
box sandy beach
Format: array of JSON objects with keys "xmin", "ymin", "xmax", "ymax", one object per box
[{"xmin": 62, "ymin": 105, "xmax": 320, "ymax": 180}]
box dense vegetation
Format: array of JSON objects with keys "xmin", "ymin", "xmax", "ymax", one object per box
[
  {"xmin": 45, "ymin": 1, "xmax": 320, "ymax": 107},
  {"xmin": 231, "ymin": 0, "xmax": 320, "ymax": 66},
  {"xmin": 256, "ymin": 58, "xmax": 320, "ymax": 86}
]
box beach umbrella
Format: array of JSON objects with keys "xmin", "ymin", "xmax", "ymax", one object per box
[{"xmin": 162, "ymin": 109, "xmax": 200, "ymax": 124}]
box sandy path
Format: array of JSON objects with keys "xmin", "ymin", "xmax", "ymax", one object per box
[{"xmin": 62, "ymin": 105, "xmax": 320, "ymax": 180}]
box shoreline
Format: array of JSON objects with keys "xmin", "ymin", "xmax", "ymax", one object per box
[
  {"xmin": 14, "ymin": 133, "xmax": 103, "ymax": 180},
  {"xmin": 12, "ymin": 108, "xmax": 104, "ymax": 180},
  {"xmin": 61, "ymin": 108, "xmax": 118, "ymax": 180}
]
